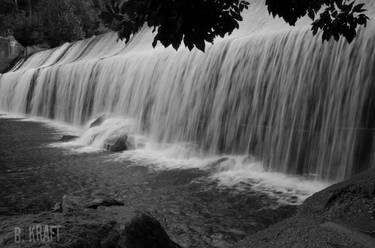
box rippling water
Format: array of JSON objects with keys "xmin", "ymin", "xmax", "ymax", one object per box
[{"xmin": 0, "ymin": 116, "xmax": 298, "ymax": 247}]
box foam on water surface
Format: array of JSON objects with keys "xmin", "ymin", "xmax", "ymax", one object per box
[
  {"xmin": 0, "ymin": 113, "xmax": 329, "ymax": 205},
  {"xmin": 112, "ymin": 148, "xmax": 329, "ymax": 204}
]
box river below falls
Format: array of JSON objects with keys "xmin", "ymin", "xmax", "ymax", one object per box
[{"xmin": 0, "ymin": 115, "xmax": 302, "ymax": 247}]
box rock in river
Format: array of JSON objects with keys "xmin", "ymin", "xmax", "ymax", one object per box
[
  {"xmin": 104, "ymin": 135, "xmax": 135, "ymax": 152},
  {"xmin": 90, "ymin": 114, "xmax": 110, "ymax": 128}
]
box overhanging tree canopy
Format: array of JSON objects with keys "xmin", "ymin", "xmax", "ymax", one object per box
[{"xmin": 100, "ymin": 0, "xmax": 369, "ymax": 51}]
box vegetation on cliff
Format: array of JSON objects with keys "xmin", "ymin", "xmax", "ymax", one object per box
[{"xmin": 0, "ymin": 0, "xmax": 108, "ymax": 47}]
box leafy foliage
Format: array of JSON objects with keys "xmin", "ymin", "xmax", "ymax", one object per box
[
  {"xmin": 100, "ymin": 0, "xmax": 369, "ymax": 51},
  {"xmin": 1, "ymin": 0, "xmax": 370, "ymax": 50},
  {"xmin": 100, "ymin": 0, "xmax": 249, "ymax": 51},
  {"xmin": 0, "ymin": 0, "xmax": 16, "ymax": 15},
  {"xmin": 312, "ymin": 1, "xmax": 368, "ymax": 42},
  {"xmin": 36, "ymin": 0, "xmax": 84, "ymax": 47},
  {"xmin": 266, "ymin": 0, "xmax": 369, "ymax": 43},
  {"xmin": 0, "ymin": 0, "xmax": 105, "ymax": 47}
]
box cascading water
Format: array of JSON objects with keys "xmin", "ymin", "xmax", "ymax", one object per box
[{"xmin": 1, "ymin": 0, "xmax": 375, "ymax": 182}]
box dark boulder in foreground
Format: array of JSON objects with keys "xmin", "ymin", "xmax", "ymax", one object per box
[
  {"xmin": 105, "ymin": 135, "xmax": 135, "ymax": 152},
  {"xmin": 119, "ymin": 213, "xmax": 182, "ymax": 248},
  {"xmin": 60, "ymin": 135, "xmax": 79, "ymax": 142}
]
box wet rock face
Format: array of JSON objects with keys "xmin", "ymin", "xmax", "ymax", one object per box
[
  {"xmin": 105, "ymin": 135, "xmax": 135, "ymax": 152},
  {"xmin": 300, "ymin": 169, "xmax": 375, "ymax": 235},
  {"xmin": 301, "ymin": 169, "xmax": 375, "ymax": 216},
  {"xmin": 237, "ymin": 169, "xmax": 375, "ymax": 248},
  {"xmin": 90, "ymin": 114, "xmax": 110, "ymax": 128}
]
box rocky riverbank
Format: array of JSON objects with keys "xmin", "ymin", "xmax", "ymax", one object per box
[
  {"xmin": 238, "ymin": 168, "xmax": 375, "ymax": 248},
  {"xmin": 0, "ymin": 168, "xmax": 373, "ymax": 248}
]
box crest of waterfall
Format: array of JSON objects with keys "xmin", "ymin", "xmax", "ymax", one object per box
[{"xmin": 1, "ymin": 0, "xmax": 375, "ymax": 181}]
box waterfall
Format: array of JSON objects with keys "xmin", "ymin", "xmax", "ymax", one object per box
[{"xmin": 1, "ymin": 0, "xmax": 375, "ymax": 182}]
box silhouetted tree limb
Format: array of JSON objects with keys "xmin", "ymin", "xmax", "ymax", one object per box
[{"xmin": 266, "ymin": 0, "xmax": 369, "ymax": 43}]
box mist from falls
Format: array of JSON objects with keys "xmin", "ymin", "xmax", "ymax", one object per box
[{"xmin": 1, "ymin": 0, "xmax": 375, "ymax": 182}]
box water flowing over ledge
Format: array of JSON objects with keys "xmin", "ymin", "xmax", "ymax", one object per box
[{"xmin": 1, "ymin": 0, "xmax": 375, "ymax": 184}]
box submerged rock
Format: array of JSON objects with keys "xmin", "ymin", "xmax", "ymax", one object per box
[
  {"xmin": 61, "ymin": 195, "xmax": 125, "ymax": 213},
  {"xmin": 87, "ymin": 198, "xmax": 125, "ymax": 209},
  {"xmin": 104, "ymin": 135, "xmax": 135, "ymax": 152},
  {"xmin": 60, "ymin": 135, "xmax": 78, "ymax": 142}
]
